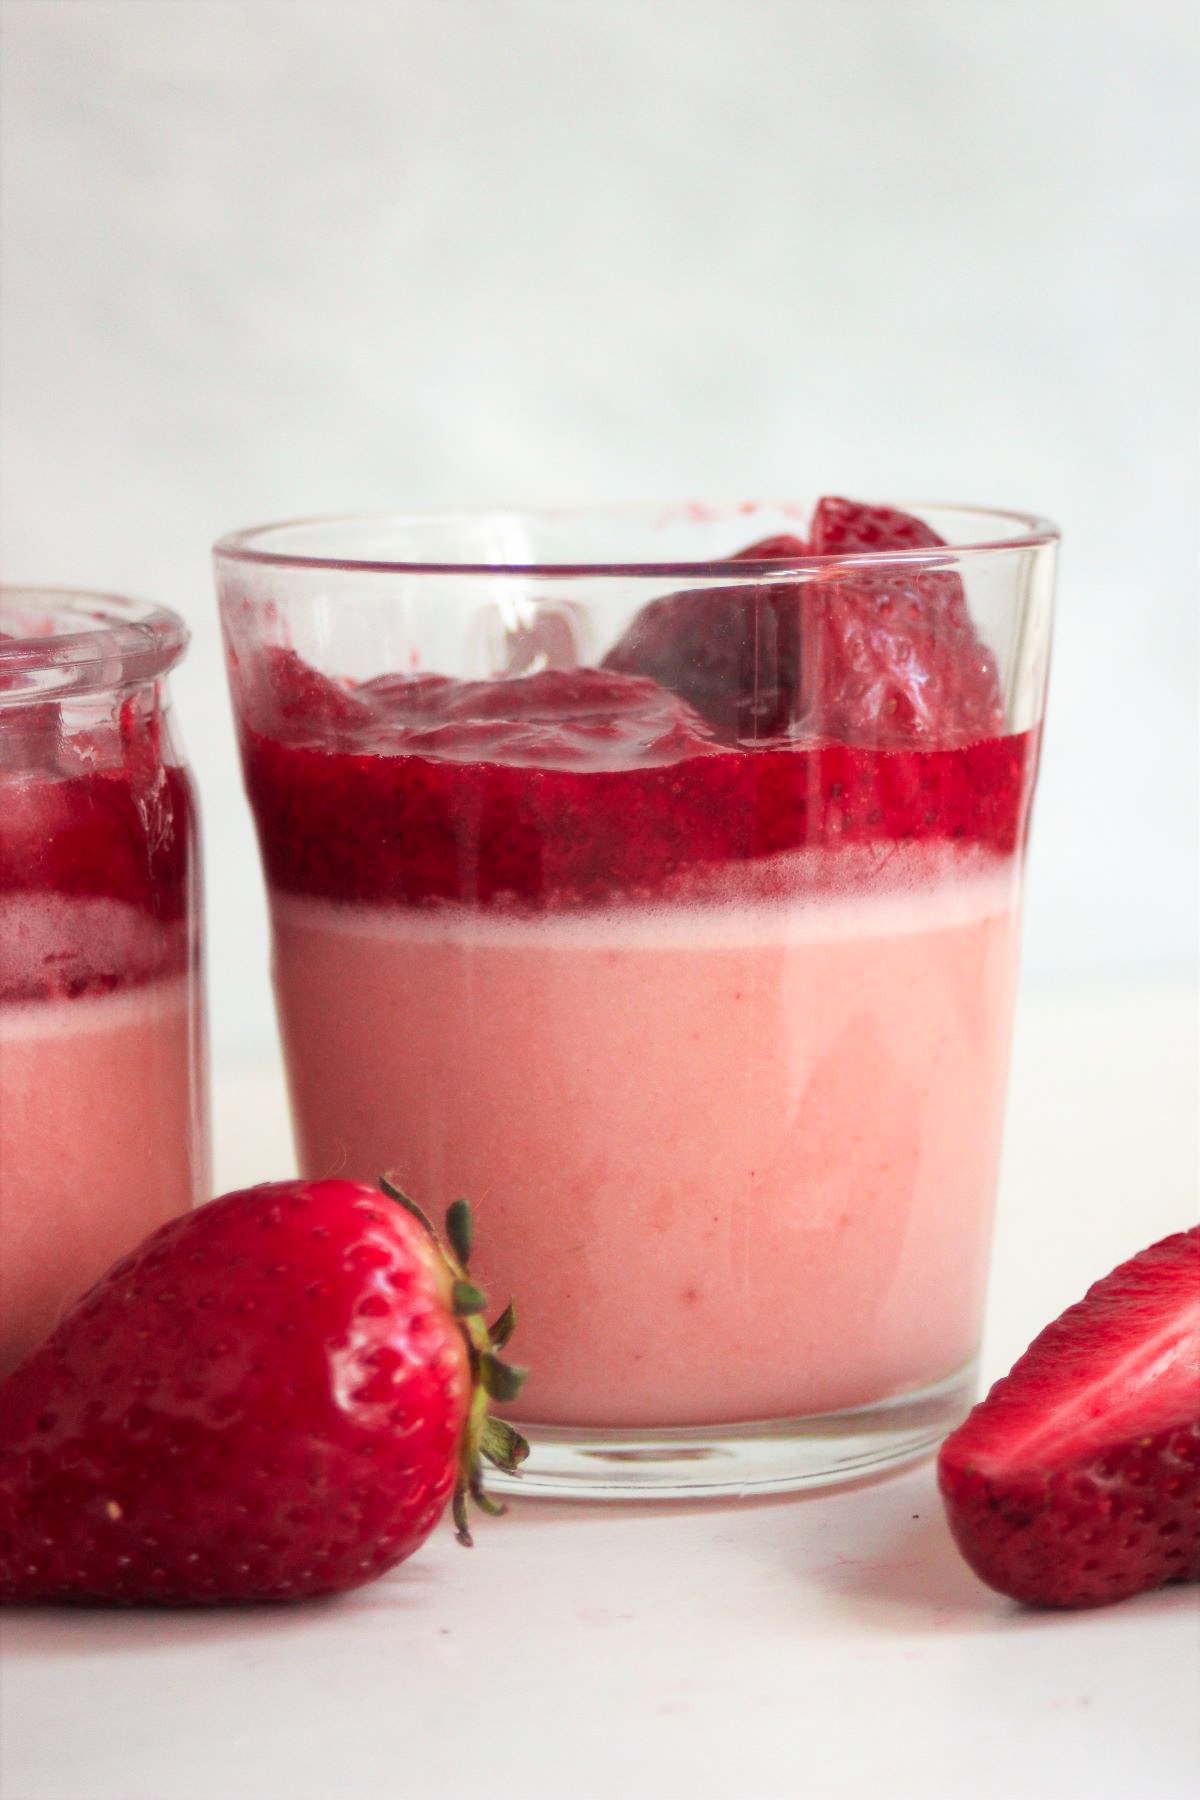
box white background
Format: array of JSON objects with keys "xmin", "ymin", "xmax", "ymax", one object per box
[{"xmin": 1, "ymin": 0, "xmax": 1197, "ymax": 1060}]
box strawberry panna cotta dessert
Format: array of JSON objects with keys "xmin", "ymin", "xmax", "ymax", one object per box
[
  {"xmin": 221, "ymin": 497, "xmax": 1038, "ymax": 1451},
  {"xmin": 0, "ymin": 594, "xmax": 207, "ymax": 1381},
  {"xmin": 0, "ymin": 738, "xmax": 199, "ymax": 1381}
]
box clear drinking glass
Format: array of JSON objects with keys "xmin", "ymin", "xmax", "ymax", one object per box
[
  {"xmin": 0, "ymin": 590, "xmax": 208, "ymax": 1378},
  {"xmin": 215, "ymin": 503, "xmax": 1056, "ymax": 1496}
]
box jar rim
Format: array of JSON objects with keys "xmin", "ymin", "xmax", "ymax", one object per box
[
  {"xmin": 0, "ymin": 588, "xmax": 189, "ymax": 702},
  {"xmin": 213, "ymin": 501, "xmax": 1060, "ymax": 579}
]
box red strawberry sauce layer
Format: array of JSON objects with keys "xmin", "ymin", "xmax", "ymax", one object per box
[
  {"xmin": 237, "ymin": 656, "xmax": 1036, "ymax": 913},
  {"xmin": 0, "ymin": 745, "xmax": 197, "ymax": 1005}
]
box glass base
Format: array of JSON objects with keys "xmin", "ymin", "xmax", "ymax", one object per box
[{"xmin": 491, "ymin": 1360, "xmax": 977, "ymax": 1500}]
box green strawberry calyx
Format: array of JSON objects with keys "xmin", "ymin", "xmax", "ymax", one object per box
[{"xmin": 378, "ymin": 1176, "xmax": 529, "ymax": 1545}]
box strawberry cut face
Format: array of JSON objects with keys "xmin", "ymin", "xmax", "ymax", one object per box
[{"xmin": 938, "ymin": 1227, "xmax": 1200, "ymax": 1608}]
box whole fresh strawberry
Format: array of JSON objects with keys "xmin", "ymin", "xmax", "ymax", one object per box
[
  {"xmin": 0, "ymin": 1179, "xmax": 527, "ymax": 1605},
  {"xmin": 938, "ymin": 1227, "xmax": 1200, "ymax": 1608}
]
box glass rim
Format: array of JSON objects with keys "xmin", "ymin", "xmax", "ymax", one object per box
[
  {"xmin": 212, "ymin": 501, "xmax": 1060, "ymax": 580},
  {"xmin": 0, "ymin": 587, "xmax": 189, "ymax": 698}
]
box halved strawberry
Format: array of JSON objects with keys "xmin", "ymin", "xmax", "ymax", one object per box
[
  {"xmin": 602, "ymin": 533, "xmax": 809, "ymax": 740},
  {"xmin": 806, "ymin": 497, "xmax": 1004, "ymax": 746},
  {"xmin": 938, "ymin": 1227, "xmax": 1200, "ymax": 1608}
]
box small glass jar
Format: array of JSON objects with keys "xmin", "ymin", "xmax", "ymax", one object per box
[
  {"xmin": 0, "ymin": 590, "xmax": 208, "ymax": 1377},
  {"xmin": 215, "ymin": 503, "xmax": 1056, "ymax": 1496}
]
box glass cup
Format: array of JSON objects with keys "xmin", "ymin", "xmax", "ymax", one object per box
[
  {"xmin": 215, "ymin": 503, "xmax": 1056, "ymax": 1496},
  {"xmin": 0, "ymin": 590, "xmax": 208, "ymax": 1378}
]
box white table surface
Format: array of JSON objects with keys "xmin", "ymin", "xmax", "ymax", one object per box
[{"xmin": 2, "ymin": 978, "xmax": 1197, "ymax": 1800}]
